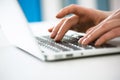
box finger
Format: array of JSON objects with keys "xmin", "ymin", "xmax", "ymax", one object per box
[
  {"xmin": 79, "ymin": 21, "xmax": 106, "ymax": 44},
  {"xmin": 50, "ymin": 18, "xmax": 66, "ymax": 38},
  {"xmin": 79, "ymin": 16, "xmax": 111, "ymax": 43},
  {"xmin": 56, "ymin": 4, "xmax": 90, "ymax": 18},
  {"xmin": 95, "ymin": 27, "xmax": 120, "ymax": 46},
  {"xmin": 55, "ymin": 15, "xmax": 79, "ymax": 41},
  {"xmin": 48, "ymin": 27, "xmax": 54, "ymax": 32},
  {"xmin": 81, "ymin": 19, "xmax": 120, "ymax": 45},
  {"xmin": 86, "ymin": 26, "xmax": 96, "ymax": 33},
  {"xmin": 78, "ymin": 26, "xmax": 96, "ymax": 44}
]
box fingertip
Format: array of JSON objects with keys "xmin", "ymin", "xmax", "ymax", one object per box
[
  {"xmin": 48, "ymin": 28, "xmax": 52, "ymax": 32},
  {"xmin": 81, "ymin": 38, "xmax": 88, "ymax": 45},
  {"xmin": 54, "ymin": 39, "xmax": 61, "ymax": 43},
  {"xmin": 78, "ymin": 37, "xmax": 84, "ymax": 44},
  {"xmin": 56, "ymin": 10, "xmax": 62, "ymax": 18},
  {"xmin": 54, "ymin": 33, "xmax": 64, "ymax": 42},
  {"xmin": 78, "ymin": 39, "xmax": 86, "ymax": 47},
  {"xmin": 48, "ymin": 27, "xmax": 55, "ymax": 32},
  {"xmin": 54, "ymin": 37, "xmax": 61, "ymax": 42},
  {"xmin": 56, "ymin": 9, "xmax": 66, "ymax": 18},
  {"xmin": 56, "ymin": 14, "xmax": 60, "ymax": 18},
  {"xmin": 50, "ymin": 32, "xmax": 56, "ymax": 39},
  {"xmin": 56, "ymin": 13, "xmax": 63, "ymax": 18},
  {"xmin": 95, "ymin": 39, "xmax": 103, "ymax": 47},
  {"xmin": 95, "ymin": 42, "xmax": 102, "ymax": 47}
]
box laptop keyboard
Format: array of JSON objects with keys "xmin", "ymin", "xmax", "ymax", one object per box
[{"xmin": 36, "ymin": 34, "xmax": 115, "ymax": 52}]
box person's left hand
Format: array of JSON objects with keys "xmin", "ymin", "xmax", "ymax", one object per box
[
  {"xmin": 79, "ymin": 9, "xmax": 120, "ymax": 46},
  {"xmin": 48, "ymin": 5, "xmax": 110, "ymax": 42}
]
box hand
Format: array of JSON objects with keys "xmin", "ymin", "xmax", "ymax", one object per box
[
  {"xmin": 79, "ymin": 9, "xmax": 120, "ymax": 46},
  {"xmin": 48, "ymin": 4, "xmax": 111, "ymax": 42}
]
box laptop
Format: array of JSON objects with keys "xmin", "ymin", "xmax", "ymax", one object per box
[{"xmin": 0, "ymin": 0, "xmax": 120, "ymax": 61}]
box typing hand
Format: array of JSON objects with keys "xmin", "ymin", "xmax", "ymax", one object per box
[
  {"xmin": 79, "ymin": 9, "xmax": 120, "ymax": 46},
  {"xmin": 48, "ymin": 4, "xmax": 111, "ymax": 42}
]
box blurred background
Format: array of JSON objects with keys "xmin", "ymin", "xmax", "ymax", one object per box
[{"xmin": 18, "ymin": 0, "xmax": 120, "ymax": 22}]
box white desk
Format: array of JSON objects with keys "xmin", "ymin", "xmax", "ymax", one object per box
[{"xmin": 0, "ymin": 22, "xmax": 120, "ymax": 80}]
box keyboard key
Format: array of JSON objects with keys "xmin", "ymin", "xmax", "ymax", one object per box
[{"xmin": 35, "ymin": 34, "xmax": 116, "ymax": 53}]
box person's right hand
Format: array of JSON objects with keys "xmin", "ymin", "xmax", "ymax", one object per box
[{"xmin": 48, "ymin": 4, "xmax": 111, "ymax": 42}]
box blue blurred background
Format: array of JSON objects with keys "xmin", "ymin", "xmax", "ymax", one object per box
[
  {"xmin": 18, "ymin": 0, "xmax": 119, "ymax": 22},
  {"xmin": 18, "ymin": 0, "xmax": 42, "ymax": 22}
]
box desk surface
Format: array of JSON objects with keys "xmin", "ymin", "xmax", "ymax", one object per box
[{"xmin": 0, "ymin": 22, "xmax": 120, "ymax": 80}]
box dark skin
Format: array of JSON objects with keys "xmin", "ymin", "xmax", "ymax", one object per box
[{"xmin": 48, "ymin": 4, "xmax": 118, "ymax": 46}]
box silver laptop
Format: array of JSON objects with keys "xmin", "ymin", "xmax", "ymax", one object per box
[{"xmin": 0, "ymin": 0, "xmax": 120, "ymax": 61}]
